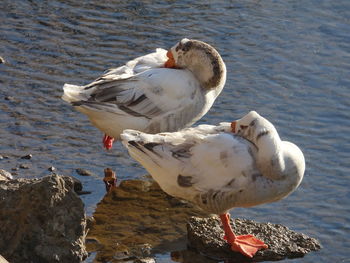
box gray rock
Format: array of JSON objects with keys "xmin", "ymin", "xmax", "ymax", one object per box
[
  {"xmin": 0, "ymin": 174, "xmax": 87, "ymax": 263},
  {"xmin": 187, "ymin": 216, "xmax": 321, "ymax": 262},
  {"xmin": 65, "ymin": 175, "xmax": 83, "ymax": 193},
  {"xmin": 76, "ymin": 168, "xmax": 93, "ymax": 176},
  {"xmin": 19, "ymin": 164, "xmax": 30, "ymax": 169}
]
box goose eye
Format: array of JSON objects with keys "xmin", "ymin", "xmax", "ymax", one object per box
[{"xmin": 240, "ymin": 125, "xmax": 248, "ymax": 130}]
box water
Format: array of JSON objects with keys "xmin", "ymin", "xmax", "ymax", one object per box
[{"xmin": 0, "ymin": 0, "xmax": 349, "ymax": 262}]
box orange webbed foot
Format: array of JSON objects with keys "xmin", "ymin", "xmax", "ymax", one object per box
[
  {"xmin": 230, "ymin": 234, "xmax": 268, "ymax": 258},
  {"xmin": 219, "ymin": 213, "xmax": 268, "ymax": 258}
]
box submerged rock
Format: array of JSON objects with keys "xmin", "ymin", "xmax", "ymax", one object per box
[
  {"xmin": 0, "ymin": 174, "xmax": 87, "ymax": 263},
  {"xmin": 19, "ymin": 164, "xmax": 30, "ymax": 169},
  {"xmin": 76, "ymin": 168, "xmax": 94, "ymax": 176},
  {"xmin": 187, "ymin": 216, "xmax": 321, "ymax": 262},
  {"xmin": 87, "ymin": 179, "xmax": 207, "ymax": 262}
]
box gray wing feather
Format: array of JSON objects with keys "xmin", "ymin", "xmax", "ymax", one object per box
[{"xmin": 76, "ymin": 78, "xmax": 163, "ymax": 118}]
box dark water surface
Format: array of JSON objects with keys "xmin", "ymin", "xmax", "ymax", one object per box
[{"xmin": 1, "ymin": 0, "xmax": 349, "ymax": 262}]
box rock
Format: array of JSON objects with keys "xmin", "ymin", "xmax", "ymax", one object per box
[
  {"xmin": 11, "ymin": 167, "xmax": 19, "ymax": 171},
  {"xmin": 4, "ymin": 96, "xmax": 15, "ymax": 101},
  {"xmin": 66, "ymin": 175, "xmax": 83, "ymax": 192},
  {"xmin": 59, "ymin": 175, "xmax": 88, "ymax": 195},
  {"xmin": 0, "ymin": 174, "xmax": 87, "ymax": 263},
  {"xmin": 19, "ymin": 164, "xmax": 30, "ymax": 169},
  {"xmin": 187, "ymin": 216, "xmax": 321, "ymax": 262},
  {"xmin": 0, "ymin": 170, "xmax": 13, "ymax": 181},
  {"xmin": 20, "ymin": 154, "xmax": 32, "ymax": 160},
  {"xmin": 76, "ymin": 168, "xmax": 93, "ymax": 176},
  {"xmin": 87, "ymin": 179, "xmax": 207, "ymax": 262}
]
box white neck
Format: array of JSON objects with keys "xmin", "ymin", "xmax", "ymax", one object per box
[{"xmin": 255, "ymin": 130, "xmax": 286, "ymax": 180}]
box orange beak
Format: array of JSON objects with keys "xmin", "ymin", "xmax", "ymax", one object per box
[
  {"xmin": 164, "ymin": 50, "xmax": 176, "ymax": 68},
  {"xmin": 231, "ymin": 121, "xmax": 236, "ymax": 133}
]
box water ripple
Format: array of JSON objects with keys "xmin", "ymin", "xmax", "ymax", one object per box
[{"xmin": 1, "ymin": 0, "xmax": 349, "ymax": 262}]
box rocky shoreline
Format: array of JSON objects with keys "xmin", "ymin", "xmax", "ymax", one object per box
[{"xmin": 0, "ymin": 171, "xmax": 321, "ymax": 262}]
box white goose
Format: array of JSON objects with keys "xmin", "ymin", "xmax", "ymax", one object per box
[
  {"xmin": 121, "ymin": 111, "xmax": 305, "ymax": 258},
  {"xmin": 62, "ymin": 39, "xmax": 226, "ymax": 149}
]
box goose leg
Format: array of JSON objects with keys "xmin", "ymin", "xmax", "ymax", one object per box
[
  {"xmin": 219, "ymin": 213, "xmax": 268, "ymax": 258},
  {"xmin": 103, "ymin": 134, "xmax": 115, "ymax": 150}
]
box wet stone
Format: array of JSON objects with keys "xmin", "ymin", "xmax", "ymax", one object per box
[
  {"xmin": 48, "ymin": 166, "xmax": 56, "ymax": 172},
  {"xmin": 64, "ymin": 175, "xmax": 83, "ymax": 193},
  {"xmin": 76, "ymin": 168, "xmax": 93, "ymax": 176},
  {"xmin": 20, "ymin": 154, "xmax": 32, "ymax": 159},
  {"xmin": 19, "ymin": 164, "xmax": 30, "ymax": 169},
  {"xmin": 87, "ymin": 179, "xmax": 207, "ymax": 262},
  {"xmin": 187, "ymin": 216, "xmax": 321, "ymax": 262}
]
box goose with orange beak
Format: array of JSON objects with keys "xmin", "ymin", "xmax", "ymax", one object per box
[
  {"xmin": 62, "ymin": 39, "xmax": 226, "ymax": 150},
  {"xmin": 121, "ymin": 111, "xmax": 305, "ymax": 258}
]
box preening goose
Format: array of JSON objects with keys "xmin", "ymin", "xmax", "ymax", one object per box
[
  {"xmin": 62, "ymin": 39, "xmax": 226, "ymax": 149},
  {"xmin": 121, "ymin": 111, "xmax": 305, "ymax": 258}
]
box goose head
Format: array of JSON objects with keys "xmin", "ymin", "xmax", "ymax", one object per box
[
  {"xmin": 165, "ymin": 38, "xmax": 226, "ymax": 90},
  {"xmin": 231, "ymin": 111, "xmax": 280, "ymax": 147},
  {"xmin": 232, "ymin": 111, "xmax": 305, "ymax": 182}
]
